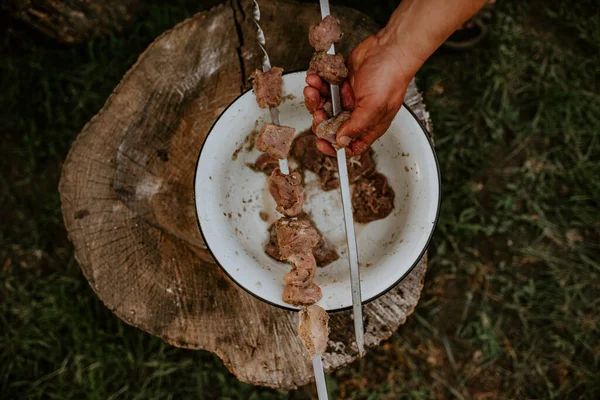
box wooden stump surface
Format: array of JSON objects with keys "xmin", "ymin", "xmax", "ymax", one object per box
[{"xmin": 59, "ymin": 0, "xmax": 432, "ymax": 389}]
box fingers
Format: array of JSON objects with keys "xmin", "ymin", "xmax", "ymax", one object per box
[
  {"xmin": 306, "ymin": 74, "xmax": 329, "ymax": 97},
  {"xmin": 340, "ymin": 80, "xmax": 355, "ymax": 110},
  {"xmin": 315, "ymin": 139, "xmax": 337, "ymax": 157},
  {"xmin": 347, "ymin": 138, "xmax": 372, "ymax": 156},
  {"xmin": 303, "ymin": 86, "xmax": 322, "ymax": 113},
  {"xmin": 334, "ymin": 105, "xmax": 392, "ymax": 155},
  {"xmin": 345, "ymin": 119, "xmax": 392, "ymax": 155},
  {"xmin": 336, "ymin": 106, "xmax": 378, "ymax": 141},
  {"xmin": 311, "ymin": 110, "xmax": 328, "ymax": 133}
]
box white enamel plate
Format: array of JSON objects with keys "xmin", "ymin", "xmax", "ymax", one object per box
[{"xmin": 194, "ymin": 71, "xmax": 440, "ymax": 312}]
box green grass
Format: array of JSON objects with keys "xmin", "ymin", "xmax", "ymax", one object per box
[{"xmin": 1, "ymin": 0, "xmax": 599, "ymax": 399}]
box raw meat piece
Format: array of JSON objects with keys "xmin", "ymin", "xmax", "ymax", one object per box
[
  {"xmin": 313, "ymin": 233, "xmax": 339, "ymax": 266},
  {"xmin": 251, "ymin": 67, "xmax": 283, "ymax": 108},
  {"xmin": 291, "ymin": 134, "xmax": 338, "ymax": 191},
  {"xmin": 276, "ymin": 218, "xmax": 320, "ymax": 259},
  {"xmin": 265, "ymin": 223, "xmax": 284, "ymax": 261},
  {"xmin": 268, "ymin": 168, "xmax": 303, "ymax": 217},
  {"xmin": 291, "ymin": 133, "xmax": 376, "ymax": 191},
  {"xmin": 348, "ymin": 149, "xmax": 377, "ymax": 182},
  {"xmin": 283, "ymin": 253, "xmax": 317, "ymax": 287},
  {"xmin": 319, "ymin": 157, "xmax": 340, "ymax": 191},
  {"xmin": 301, "ymin": 215, "xmax": 339, "ymax": 266},
  {"xmin": 283, "ymin": 282, "xmax": 322, "ymax": 306},
  {"xmin": 273, "ymin": 216, "xmax": 322, "ymax": 307},
  {"xmin": 322, "ymin": 100, "xmax": 333, "ymax": 118},
  {"xmin": 307, "ymin": 52, "xmax": 348, "ymax": 85},
  {"xmin": 291, "ymin": 134, "xmax": 326, "ymax": 173},
  {"xmin": 298, "ymin": 305, "xmax": 329, "ymax": 357},
  {"xmin": 352, "ymin": 172, "xmax": 395, "ymax": 223},
  {"xmin": 256, "ymin": 123, "xmax": 295, "ymax": 160},
  {"xmin": 265, "ymin": 216, "xmax": 339, "ymax": 267},
  {"xmin": 309, "ymin": 15, "xmax": 342, "ymax": 51},
  {"xmin": 251, "ymin": 153, "xmax": 279, "ymax": 175},
  {"xmin": 316, "ymin": 111, "xmax": 351, "ymax": 146}
]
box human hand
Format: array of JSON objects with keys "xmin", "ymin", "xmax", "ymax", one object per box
[{"xmin": 304, "ymin": 34, "xmax": 414, "ymax": 156}]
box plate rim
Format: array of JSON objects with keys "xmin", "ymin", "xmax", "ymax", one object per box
[{"xmin": 193, "ymin": 70, "xmax": 442, "ymax": 313}]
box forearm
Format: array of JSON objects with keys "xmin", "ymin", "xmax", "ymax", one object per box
[{"xmin": 378, "ymin": 0, "xmax": 488, "ymax": 77}]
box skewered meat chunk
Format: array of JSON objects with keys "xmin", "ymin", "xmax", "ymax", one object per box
[
  {"xmin": 283, "ymin": 253, "xmax": 317, "ymax": 287},
  {"xmin": 283, "ymin": 282, "xmax": 322, "ymax": 306},
  {"xmin": 265, "ymin": 222, "xmax": 284, "ymax": 261},
  {"xmin": 256, "ymin": 123, "xmax": 295, "ymax": 159},
  {"xmin": 276, "ymin": 218, "xmax": 320, "ymax": 259},
  {"xmin": 251, "ymin": 153, "xmax": 279, "ymax": 175},
  {"xmin": 277, "ymin": 220, "xmax": 322, "ymax": 306},
  {"xmin": 298, "ymin": 305, "xmax": 329, "ymax": 357},
  {"xmin": 315, "ymin": 111, "xmax": 351, "ymax": 146},
  {"xmin": 322, "ymin": 100, "xmax": 333, "ymax": 118},
  {"xmin": 308, "ymin": 52, "xmax": 348, "ymax": 85},
  {"xmin": 313, "ymin": 233, "xmax": 339, "ymax": 266},
  {"xmin": 273, "ymin": 216, "xmax": 322, "ymax": 307},
  {"xmin": 268, "ymin": 168, "xmax": 303, "ymax": 217},
  {"xmin": 352, "ymin": 172, "xmax": 395, "ymax": 223},
  {"xmin": 251, "ymin": 67, "xmax": 283, "ymax": 108},
  {"xmin": 265, "ymin": 216, "xmax": 339, "ymax": 267},
  {"xmin": 309, "ymin": 15, "xmax": 342, "ymax": 51}
]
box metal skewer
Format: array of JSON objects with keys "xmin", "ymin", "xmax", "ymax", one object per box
[
  {"xmin": 253, "ymin": 0, "xmax": 290, "ymax": 175},
  {"xmin": 312, "ymin": 355, "xmax": 329, "ymax": 400},
  {"xmin": 318, "ymin": 0, "xmax": 365, "ymax": 357}
]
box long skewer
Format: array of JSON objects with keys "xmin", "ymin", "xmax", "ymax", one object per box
[
  {"xmin": 318, "ymin": 0, "xmax": 365, "ymax": 356},
  {"xmin": 253, "ymin": 0, "xmax": 289, "ymax": 175},
  {"xmin": 312, "ymin": 355, "xmax": 329, "ymax": 400}
]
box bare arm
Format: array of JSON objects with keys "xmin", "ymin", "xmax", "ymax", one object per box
[{"xmin": 305, "ymin": 0, "xmax": 488, "ymax": 156}]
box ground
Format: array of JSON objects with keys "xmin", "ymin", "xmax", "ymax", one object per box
[{"xmin": 1, "ymin": 0, "xmax": 599, "ymax": 399}]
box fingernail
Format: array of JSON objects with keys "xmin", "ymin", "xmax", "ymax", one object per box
[{"xmin": 338, "ymin": 136, "xmax": 352, "ymax": 147}]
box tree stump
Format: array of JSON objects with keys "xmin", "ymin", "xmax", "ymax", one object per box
[{"xmin": 59, "ymin": 0, "xmax": 432, "ymax": 389}]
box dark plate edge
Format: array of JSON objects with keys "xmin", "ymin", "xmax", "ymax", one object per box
[{"xmin": 193, "ymin": 70, "xmax": 442, "ymax": 314}]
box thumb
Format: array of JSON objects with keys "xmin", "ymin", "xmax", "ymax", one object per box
[{"xmin": 336, "ymin": 106, "xmax": 378, "ymax": 146}]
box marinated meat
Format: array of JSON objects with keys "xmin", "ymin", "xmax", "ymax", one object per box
[
  {"xmin": 276, "ymin": 218, "xmax": 320, "ymax": 259},
  {"xmin": 352, "ymin": 172, "xmax": 395, "ymax": 223},
  {"xmin": 291, "ymin": 134, "xmax": 338, "ymax": 191},
  {"xmin": 265, "ymin": 223, "xmax": 284, "ymax": 261},
  {"xmin": 251, "ymin": 153, "xmax": 279, "ymax": 175},
  {"xmin": 292, "ymin": 133, "xmax": 376, "ymax": 191},
  {"xmin": 291, "ymin": 134, "xmax": 326, "ymax": 173},
  {"xmin": 307, "ymin": 52, "xmax": 348, "ymax": 85},
  {"xmin": 348, "ymin": 149, "xmax": 377, "ymax": 182},
  {"xmin": 309, "ymin": 15, "xmax": 342, "ymax": 51},
  {"xmin": 298, "ymin": 305, "xmax": 329, "ymax": 357},
  {"xmin": 322, "ymin": 100, "xmax": 333, "ymax": 118},
  {"xmin": 268, "ymin": 168, "xmax": 303, "ymax": 217},
  {"xmin": 319, "ymin": 157, "xmax": 340, "ymax": 191},
  {"xmin": 251, "ymin": 67, "xmax": 283, "ymax": 108},
  {"xmin": 298, "ymin": 214, "xmax": 340, "ymax": 266},
  {"xmin": 315, "ymin": 111, "xmax": 351, "ymax": 146},
  {"xmin": 283, "ymin": 282, "xmax": 322, "ymax": 306},
  {"xmin": 283, "ymin": 253, "xmax": 317, "ymax": 287},
  {"xmin": 256, "ymin": 123, "xmax": 295, "ymax": 159},
  {"xmin": 313, "ymin": 234, "xmax": 339, "ymax": 266},
  {"xmin": 265, "ymin": 216, "xmax": 339, "ymax": 267}
]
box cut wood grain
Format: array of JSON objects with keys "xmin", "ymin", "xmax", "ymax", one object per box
[{"xmin": 59, "ymin": 0, "xmax": 432, "ymax": 389}]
